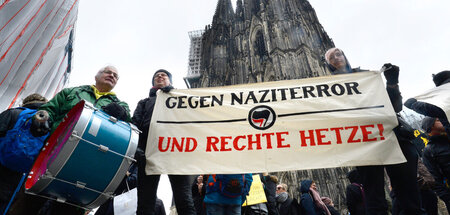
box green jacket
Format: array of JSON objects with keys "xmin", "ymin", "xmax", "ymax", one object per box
[{"xmin": 39, "ymin": 85, "xmax": 131, "ymax": 131}]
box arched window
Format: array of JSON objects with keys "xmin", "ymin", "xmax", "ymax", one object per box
[{"xmin": 254, "ymin": 31, "xmax": 268, "ymax": 59}]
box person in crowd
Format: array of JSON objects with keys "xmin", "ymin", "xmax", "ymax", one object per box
[
  {"xmin": 132, "ymin": 69, "xmax": 196, "ymax": 215},
  {"xmin": 299, "ymin": 180, "xmax": 330, "ymax": 215},
  {"xmin": 203, "ymin": 174, "xmax": 253, "ymax": 215},
  {"xmin": 324, "ymin": 47, "xmax": 362, "ymax": 74},
  {"xmin": 416, "ymin": 158, "xmax": 438, "ymax": 215},
  {"xmin": 35, "ymin": 65, "xmax": 131, "ymax": 215},
  {"xmin": 404, "ymin": 70, "xmax": 450, "ymax": 137},
  {"xmin": 275, "ymin": 183, "xmax": 299, "ymax": 215},
  {"xmin": 192, "ymin": 175, "xmax": 207, "ymax": 215},
  {"xmin": 325, "ymin": 47, "xmax": 426, "ymax": 215},
  {"xmin": 0, "ymin": 93, "xmax": 48, "ymax": 213},
  {"xmin": 320, "ymin": 197, "xmax": 339, "ymax": 215},
  {"xmin": 421, "ymin": 117, "xmax": 450, "ymax": 213},
  {"xmin": 345, "ymin": 169, "xmax": 365, "ymax": 215},
  {"xmin": 94, "ymin": 163, "xmax": 138, "ymax": 215},
  {"xmin": 261, "ymin": 173, "xmax": 279, "ymax": 215}
]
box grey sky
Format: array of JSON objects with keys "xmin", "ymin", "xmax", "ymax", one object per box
[{"xmin": 72, "ymin": 0, "xmax": 450, "ymax": 213}]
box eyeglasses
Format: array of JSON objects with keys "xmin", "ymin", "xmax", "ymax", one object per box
[
  {"xmin": 277, "ymin": 187, "xmax": 282, "ymax": 190},
  {"xmin": 102, "ymin": 70, "xmax": 119, "ymax": 79}
]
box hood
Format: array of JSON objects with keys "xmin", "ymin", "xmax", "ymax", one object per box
[
  {"xmin": 299, "ymin": 180, "xmax": 313, "ymax": 193},
  {"xmin": 149, "ymin": 87, "xmax": 159, "ymax": 97},
  {"xmin": 347, "ymin": 169, "xmax": 362, "ymax": 184}
]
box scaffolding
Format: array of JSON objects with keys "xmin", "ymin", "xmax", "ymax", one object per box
[{"xmin": 184, "ymin": 30, "xmax": 204, "ymax": 88}]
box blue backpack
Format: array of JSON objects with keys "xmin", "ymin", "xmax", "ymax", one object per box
[
  {"xmin": 208, "ymin": 174, "xmax": 247, "ymax": 198},
  {"xmin": 0, "ymin": 108, "xmax": 48, "ymax": 173}
]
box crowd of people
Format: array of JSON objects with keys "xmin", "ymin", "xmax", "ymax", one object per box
[{"xmin": 0, "ymin": 47, "xmax": 448, "ymax": 215}]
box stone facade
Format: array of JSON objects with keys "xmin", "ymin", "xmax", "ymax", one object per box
[{"xmin": 186, "ymin": 0, "xmax": 334, "ymax": 88}]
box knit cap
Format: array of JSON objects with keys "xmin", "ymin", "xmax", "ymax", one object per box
[{"xmin": 152, "ymin": 69, "xmax": 172, "ymax": 86}]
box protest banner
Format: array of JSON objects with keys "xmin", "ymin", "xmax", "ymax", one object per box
[
  {"xmin": 145, "ymin": 71, "xmax": 406, "ymax": 174},
  {"xmin": 412, "ymin": 83, "xmax": 450, "ymax": 119},
  {"xmin": 243, "ymin": 174, "xmax": 267, "ymax": 206}
]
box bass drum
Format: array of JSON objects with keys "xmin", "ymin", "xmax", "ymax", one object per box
[{"xmin": 25, "ymin": 100, "xmax": 138, "ymax": 209}]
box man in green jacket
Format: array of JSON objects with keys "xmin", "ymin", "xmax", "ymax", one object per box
[
  {"xmin": 32, "ymin": 65, "xmax": 131, "ymax": 215},
  {"xmin": 39, "ymin": 65, "xmax": 130, "ymax": 132}
]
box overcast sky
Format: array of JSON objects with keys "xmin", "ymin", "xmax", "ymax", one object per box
[{"xmin": 72, "ymin": 0, "xmax": 450, "ymax": 213}]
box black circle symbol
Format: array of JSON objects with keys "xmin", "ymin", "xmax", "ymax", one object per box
[{"xmin": 248, "ymin": 105, "xmax": 276, "ymax": 130}]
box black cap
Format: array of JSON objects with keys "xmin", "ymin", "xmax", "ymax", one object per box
[
  {"xmin": 432, "ymin": 70, "xmax": 450, "ymax": 86},
  {"xmin": 152, "ymin": 69, "xmax": 172, "ymax": 86}
]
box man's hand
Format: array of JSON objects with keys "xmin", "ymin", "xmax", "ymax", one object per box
[
  {"xmin": 30, "ymin": 110, "xmax": 51, "ymax": 137},
  {"xmin": 161, "ymin": 86, "xmax": 174, "ymax": 93},
  {"xmin": 102, "ymin": 102, "xmax": 128, "ymax": 121},
  {"xmin": 134, "ymin": 147, "xmax": 146, "ymax": 165},
  {"xmin": 381, "ymin": 63, "xmax": 400, "ymax": 85}
]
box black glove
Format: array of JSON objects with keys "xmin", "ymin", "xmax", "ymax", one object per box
[
  {"xmin": 161, "ymin": 85, "xmax": 174, "ymax": 93},
  {"xmin": 404, "ymin": 98, "xmax": 417, "ymax": 109},
  {"xmin": 382, "ymin": 63, "xmax": 399, "ymax": 85},
  {"xmin": 102, "ymin": 102, "xmax": 128, "ymax": 121},
  {"xmin": 30, "ymin": 110, "xmax": 51, "ymax": 137},
  {"xmin": 134, "ymin": 147, "xmax": 146, "ymax": 164}
]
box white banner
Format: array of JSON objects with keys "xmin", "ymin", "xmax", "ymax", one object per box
[
  {"xmin": 413, "ymin": 83, "xmax": 450, "ymax": 120},
  {"xmin": 146, "ymin": 71, "xmax": 406, "ymax": 175}
]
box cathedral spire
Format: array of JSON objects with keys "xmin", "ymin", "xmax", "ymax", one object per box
[
  {"xmin": 235, "ymin": 0, "xmax": 244, "ymax": 21},
  {"xmin": 212, "ymin": 0, "xmax": 235, "ymax": 27}
]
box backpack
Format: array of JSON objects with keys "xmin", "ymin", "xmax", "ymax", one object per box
[
  {"xmin": 209, "ymin": 174, "xmax": 247, "ymax": 198},
  {"xmin": 0, "ymin": 108, "xmax": 49, "ymax": 173}
]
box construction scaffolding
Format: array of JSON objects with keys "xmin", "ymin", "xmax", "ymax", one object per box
[{"xmin": 184, "ymin": 30, "xmax": 204, "ymax": 88}]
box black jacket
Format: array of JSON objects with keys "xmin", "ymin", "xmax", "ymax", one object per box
[
  {"xmin": 346, "ymin": 183, "xmax": 365, "ymax": 215},
  {"xmin": 277, "ymin": 197, "xmax": 300, "ymax": 215},
  {"xmin": 422, "ymin": 135, "xmax": 450, "ymax": 203},
  {"xmin": 132, "ymin": 88, "xmax": 158, "ymax": 151},
  {"xmin": 262, "ymin": 174, "xmax": 279, "ymax": 215},
  {"xmin": 405, "ymin": 99, "xmax": 450, "ymax": 136}
]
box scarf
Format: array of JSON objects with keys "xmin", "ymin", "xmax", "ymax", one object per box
[
  {"xmin": 275, "ymin": 192, "xmax": 288, "ymax": 203},
  {"xmin": 310, "ymin": 188, "xmax": 331, "ymax": 215}
]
